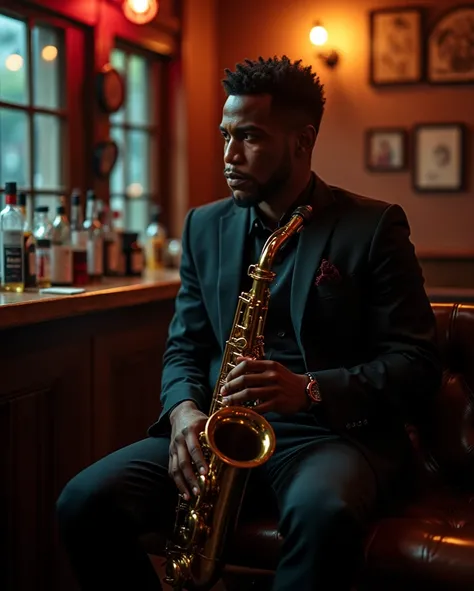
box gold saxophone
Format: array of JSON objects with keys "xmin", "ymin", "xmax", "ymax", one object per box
[{"xmin": 164, "ymin": 204, "xmax": 314, "ymax": 590}]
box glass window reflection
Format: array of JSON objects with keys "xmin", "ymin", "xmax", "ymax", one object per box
[{"xmin": 0, "ymin": 14, "xmax": 29, "ymax": 105}]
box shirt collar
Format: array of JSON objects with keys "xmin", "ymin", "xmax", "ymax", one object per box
[{"xmin": 248, "ymin": 172, "xmax": 316, "ymax": 236}]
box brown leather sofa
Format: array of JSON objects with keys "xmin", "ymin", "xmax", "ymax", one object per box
[{"xmin": 145, "ymin": 302, "xmax": 474, "ymax": 590}]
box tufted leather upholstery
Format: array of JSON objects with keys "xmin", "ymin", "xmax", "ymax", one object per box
[{"xmin": 145, "ymin": 303, "xmax": 474, "ymax": 589}]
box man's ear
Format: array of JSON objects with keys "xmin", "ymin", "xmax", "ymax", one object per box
[{"xmin": 296, "ymin": 125, "xmax": 317, "ymax": 155}]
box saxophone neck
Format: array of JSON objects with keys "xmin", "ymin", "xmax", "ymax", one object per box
[{"xmin": 252, "ymin": 205, "xmax": 314, "ymax": 276}]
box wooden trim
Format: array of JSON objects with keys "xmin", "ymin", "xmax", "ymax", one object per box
[{"xmin": 416, "ymin": 250, "xmax": 474, "ymax": 261}]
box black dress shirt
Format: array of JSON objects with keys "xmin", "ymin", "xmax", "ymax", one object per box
[{"xmin": 240, "ymin": 175, "xmax": 316, "ymax": 376}]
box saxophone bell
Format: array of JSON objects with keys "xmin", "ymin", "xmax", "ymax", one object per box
[{"xmin": 205, "ymin": 405, "xmax": 275, "ymax": 469}]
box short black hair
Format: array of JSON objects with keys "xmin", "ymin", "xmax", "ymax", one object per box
[{"xmin": 222, "ymin": 55, "xmax": 326, "ymax": 133}]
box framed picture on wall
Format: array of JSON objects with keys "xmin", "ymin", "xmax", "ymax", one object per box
[
  {"xmin": 369, "ymin": 7, "xmax": 425, "ymax": 86},
  {"xmin": 365, "ymin": 128, "xmax": 408, "ymax": 172},
  {"xmin": 412, "ymin": 123, "xmax": 467, "ymax": 193},
  {"xmin": 427, "ymin": 6, "xmax": 474, "ymax": 84}
]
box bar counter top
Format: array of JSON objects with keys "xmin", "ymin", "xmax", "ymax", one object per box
[
  {"xmin": 1, "ymin": 271, "xmax": 473, "ymax": 332},
  {"xmin": 0, "ymin": 269, "xmax": 181, "ymax": 330}
]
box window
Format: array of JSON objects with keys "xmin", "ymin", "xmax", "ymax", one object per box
[
  {"xmin": 109, "ymin": 46, "xmax": 160, "ymax": 239},
  {"xmin": 0, "ymin": 8, "xmax": 85, "ymax": 224}
]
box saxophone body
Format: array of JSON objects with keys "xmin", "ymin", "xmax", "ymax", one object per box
[{"xmin": 164, "ymin": 205, "xmax": 314, "ymax": 590}]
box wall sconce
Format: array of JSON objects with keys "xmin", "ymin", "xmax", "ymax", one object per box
[
  {"xmin": 123, "ymin": 0, "xmax": 159, "ymax": 24},
  {"xmin": 309, "ymin": 22, "xmax": 339, "ymax": 68}
]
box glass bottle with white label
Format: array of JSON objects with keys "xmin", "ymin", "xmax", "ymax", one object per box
[
  {"xmin": 0, "ymin": 182, "xmax": 25, "ymax": 292},
  {"xmin": 82, "ymin": 190, "xmax": 103, "ymax": 281},
  {"xmin": 51, "ymin": 204, "xmax": 73, "ymax": 286}
]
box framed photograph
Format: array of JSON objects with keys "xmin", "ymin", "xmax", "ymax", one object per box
[
  {"xmin": 369, "ymin": 7, "xmax": 424, "ymax": 86},
  {"xmin": 412, "ymin": 123, "xmax": 467, "ymax": 193},
  {"xmin": 427, "ymin": 5, "xmax": 474, "ymax": 84},
  {"xmin": 365, "ymin": 128, "xmax": 407, "ymax": 172}
]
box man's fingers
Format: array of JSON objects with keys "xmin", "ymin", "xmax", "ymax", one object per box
[
  {"xmin": 186, "ymin": 430, "xmax": 208, "ymax": 477},
  {"xmin": 169, "ymin": 452, "xmax": 190, "ymax": 500},
  {"xmin": 222, "ymin": 386, "xmax": 274, "ymax": 407},
  {"xmin": 177, "ymin": 440, "xmax": 200, "ymax": 496},
  {"xmin": 222, "ymin": 372, "xmax": 271, "ymax": 395},
  {"xmin": 225, "ymin": 357, "xmax": 269, "ymax": 383}
]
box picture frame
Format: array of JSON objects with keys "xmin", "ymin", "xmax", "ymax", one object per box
[
  {"xmin": 365, "ymin": 128, "xmax": 408, "ymax": 172},
  {"xmin": 369, "ymin": 7, "xmax": 425, "ymax": 86},
  {"xmin": 427, "ymin": 5, "xmax": 474, "ymax": 85},
  {"xmin": 412, "ymin": 123, "xmax": 467, "ymax": 193}
]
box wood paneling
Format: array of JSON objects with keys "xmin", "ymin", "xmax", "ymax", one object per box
[{"xmin": 0, "ymin": 297, "xmax": 175, "ymax": 591}]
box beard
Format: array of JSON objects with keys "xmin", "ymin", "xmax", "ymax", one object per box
[{"xmin": 229, "ymin": 146, "xmax": 293, "ymax": 209}]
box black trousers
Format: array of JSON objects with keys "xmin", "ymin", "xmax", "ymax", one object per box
[{"xmin": 56, "ymin": 426, "xmax": 384, "ymax": 591}]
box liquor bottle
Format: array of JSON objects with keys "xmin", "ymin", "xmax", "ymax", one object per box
[
  {"xmin": 0, "ymin": 182, "xmax": 25, "ymax": 292},
  {"xmin": 144, "ymin": 205, "xmax": 167, "ymax": 271},
  {"xmin": 83, "ymin": 190, "xmax": 103, "ymax": 281},
  {"xmin": 51, "ymin": 203, "xmax": 73, "ymax": 286},
  {"xmin": 17, "ymin": 192, "xmax": 37, "ymax": 288},
  {"xmin": 101, "ymin": 203, "xmax": 119, "ymax": 276},
  {"xmin": 32, "ymin": 205, "xmax": 53, "ymax": 288}
]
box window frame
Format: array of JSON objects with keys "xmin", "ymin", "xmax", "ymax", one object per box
[
  {"xmin": 108, "ymin": 39, "xmax": 168, "ymax": 233},
  {"xmin": 0, "ymin": 2, "xmax": 88, "ymax": 217}
]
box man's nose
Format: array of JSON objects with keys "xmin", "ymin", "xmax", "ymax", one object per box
[{"xmin": 224, "ymin": 138, "xmax": 244, "ymax": 164}]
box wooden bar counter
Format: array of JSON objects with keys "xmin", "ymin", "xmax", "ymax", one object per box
[{"xmin": 0, "ymin": 270, "xmax": 181, "ymax": 591}]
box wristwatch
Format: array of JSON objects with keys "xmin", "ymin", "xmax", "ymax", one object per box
[{"xmin": 305, "ymin": 373, "xmax": 322, "ymax": 410}]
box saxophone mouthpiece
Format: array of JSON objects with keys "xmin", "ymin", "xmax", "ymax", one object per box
[{"xmin": 294, "ymin": 205, "xmax": 314, "ymax": 225}]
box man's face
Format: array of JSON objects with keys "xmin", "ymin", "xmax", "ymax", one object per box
[{"xmin": 220, "ymin": 94, "xmax": 294, "ymax": 208}]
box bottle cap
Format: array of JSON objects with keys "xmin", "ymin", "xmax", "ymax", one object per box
[
  {"xmin": 18, "ymin": 192, "xmax": 27, "ymax": 207},
  {"xmin": 37, "ymin": 239, "xmax": 51, "ymax": 248},
  {"xmin": 35, "ymin": 205, "xmax": 49, "ymax": 213},
  {"xmin": 57, "ymin": 205, "xmax": 66, "ymax": 215},
  {"xmin": 86, "ymin": 189, "xmax": 96, "ymax": 200},
  {"xmin": 5, "ymin": 181, "xmax": 17, "ymax": 195}
]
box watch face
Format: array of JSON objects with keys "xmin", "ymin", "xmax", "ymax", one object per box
[{"xmin": 308, "ymin": 381, "xmax": 321, "ymax": 403}]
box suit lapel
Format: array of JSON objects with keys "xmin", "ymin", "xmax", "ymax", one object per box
[
  {"xmin": 291, "ymin": 176, "xmax": 340, "ymax": 356},
  {"xmin": 217, "ymin": 206, "xmax": 249, "ymax": 346}
]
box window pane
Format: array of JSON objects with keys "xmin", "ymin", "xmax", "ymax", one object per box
[
  {"xmin": 110, "ymin": 49, "xmax": 126, "ymax": 124},
  {"xmin": 0, "ymin": 108, "xmax": 30, "ymax": 188},
  {"xmin": 127, "ymin": 130, "xmax": 150, "ymax": 194},
  {"xmin": 0, "ymin": 14, "xmax": 29, "ymax": 105},
  {"xmin": 111, "ymin": 48, "xmax": 126, "ymax": 73},
  {"xmin": 34, "ymin": 114, "xmax": 63, "ymax": 189},
  {"xmin": 32, "ymin": 25, "xmax": 63, "ymax": 109},
  {"xmin": 110, "ymin": 126, "xmax": 125, "ymax": 194},
  {"xmin": 128, "ymin": 198, "xmax": 149, "ymax": 239},
  {"xmin": 127, "ymin": 54, "xmax": 148, "ymax": 125}
]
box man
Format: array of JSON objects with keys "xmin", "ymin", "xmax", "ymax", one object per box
[{"xmin": 57, "ymin": 56, "xmax": 442, "ymax": 590}]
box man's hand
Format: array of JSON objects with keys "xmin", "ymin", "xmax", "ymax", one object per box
[
  {"xmin": 220, "ymin": 356, "xmax": 309, "ymax": 415},
  {"xmin": 169, "ymin": 401, "xmax": 208, "ymax": 501}
]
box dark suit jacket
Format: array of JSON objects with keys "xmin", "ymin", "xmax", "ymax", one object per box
[{"xmin": 149, "ymin": 175, "xmax": 442, "ymax": 478}]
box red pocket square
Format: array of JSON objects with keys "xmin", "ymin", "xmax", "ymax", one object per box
[{"xmin": 315, "ymin": 259, "xmax": 341, "ymax": 286}]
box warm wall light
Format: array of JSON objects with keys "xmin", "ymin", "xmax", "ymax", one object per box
[
  {"xmin": 5, "ymin": 53, "xmax": 24, "ymax": 72},
  {"xmin": 123, "ymin": 0, "xmax": 159, "ymax": 24},
  {"xmin": 41, "ymin": 45, "xmax": 58, "ymax": 61},
  {"xmin": 309, "ymin": 24, "xmax": 328, "ymax": 47},
  {"xmin": 309, "ymin": 22, "xmax": 339, "ymax": 68}
]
